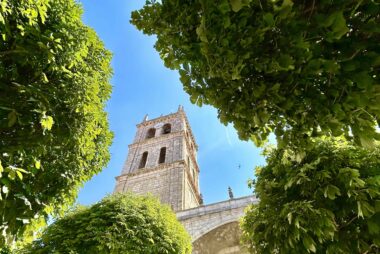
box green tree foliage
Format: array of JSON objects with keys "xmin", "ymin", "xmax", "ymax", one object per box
[
  {"xmin": 131, "ymin": 0, "xmax": 380, "ymax": 148},
  {"xmin": 0, "ymin": 0, "xmax": 113, "ymax": 245},
  {"xmin": 21, "ymin": 193, "xmax": 192, "ymax": 254},
  {"xmin": 241, "ymin": 138, "xmax": 380, "ymax": 253}
]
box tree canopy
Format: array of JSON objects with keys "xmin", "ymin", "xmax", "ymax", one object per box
[
  {"xmin": 241, "ymin": 138, "xmax": 380, "ymax": 254},
  {"xmin": 0, "ymin": 0, "xmax": 113, "ymax": 245},
  {"xmin": 131, "ymin": 0, "xmax": 380, "ymax": 148},
  {"xmin": 21, "ymin": 193, "xmax": 192, "ymax": 254}
]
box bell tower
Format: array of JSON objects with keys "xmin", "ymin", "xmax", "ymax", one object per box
[{"xmin": 114, "ymin": 106, "xmax": 201, "ymax": 211}]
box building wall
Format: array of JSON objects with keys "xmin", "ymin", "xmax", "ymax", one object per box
[
  {"xmin": 177, "ymin": 196, "xmax": 258, "ymax": 242},
  {"xmin": 114, "ymin": 108, "xmax": 201, "ymax": 212},
  {"xmin": 115, "ymin": 162, "xmax": 185, "ymax": 211},
  {"xmin": 122, "ymin": 133, "xmax": 184, "ymax": 174}
]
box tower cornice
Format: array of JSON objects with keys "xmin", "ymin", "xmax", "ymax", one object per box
[
  {"xmin": 128, "ymin": 130, "xmax": 182, "ymax": 148},
  {"xmin": 116, "ymin": 160, "xmax": 186, "ymax": 181},
  {"xmin": 136, "ymin": 112, "xmax": 178, "ymax": 128},
  {"xmin": 137, "ymin": 110, "xmax": 199, "ymax": 150}
]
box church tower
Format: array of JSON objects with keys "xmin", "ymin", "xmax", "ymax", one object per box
[{"xmin": 114, "ymin": 106, "xmax": 201, "ymax": 211}]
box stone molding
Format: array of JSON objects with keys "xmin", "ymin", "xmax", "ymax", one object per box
[
  {"xmin": 177, "ymin": 195, "xmax": 259, "ymax": 243},
  {"xmin": 136, "ymin": 110, "xmax": 198, "ymax": 150},
  {"xmin": 177, "ymin": 195, "xmax": 258, "ymax": 220},
  {"xmin": 115, "ymin": 160, "xmax": 186, "ymax": 181},
  {"xmin": 128, "ymin": 131, "xmax": 183, "ymax": 148}
]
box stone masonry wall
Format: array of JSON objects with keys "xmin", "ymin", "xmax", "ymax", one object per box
[
  {"xmin": 115, "ymin": 163, "xmax": 185, "ymax": 211},
  {"xmin": 122, "ymin": 133, "xmax": 183, "ymax": 174},
  {"xmin": 177, "ymin": 196, "xmax": 258, "ymax": 241}
]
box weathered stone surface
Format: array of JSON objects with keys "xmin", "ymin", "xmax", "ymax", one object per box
[
  {"xmin": 114, "ymin": 107, "xmax": 200, "ymax": 211},
  {"xmin": 114, "ymin": 108, "xmax": 258, "ymax": 253},
  {"xmin": 192, "ymin": 222, "xmax": 245, "ymax": 254},
  {"xmin": 177, "ymin": 196, "xmax": 258, "ymax": 242}
]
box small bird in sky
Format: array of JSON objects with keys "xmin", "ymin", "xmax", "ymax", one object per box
[{"xmin": 238, "ymin": 164, "xmax": 241, "ymax": 169}]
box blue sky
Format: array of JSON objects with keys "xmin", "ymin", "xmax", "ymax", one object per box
[{"xmin": 76, "ymin": 1, "xmax": 266, "ymax": 206}]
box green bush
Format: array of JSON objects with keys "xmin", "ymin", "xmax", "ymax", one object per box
[
  {"xmin": 241, "ymin": 138, "xmax": 380, "ymax": 253},
  {"xmin": 0, "ymin": 0, "xmax": 112, "ymax": 244},
  {"xmin": 21, "ymin": 193, "xmax": 192, "ymax": 254}
]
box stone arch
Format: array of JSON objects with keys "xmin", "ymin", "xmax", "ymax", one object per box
[
  {"xmin": 138, "ymin": 151, "xmax": 148, "ymax": 169},
  {"xmin": 192, "ymin": 221, "xmax": 247, "ymax": 254},
  {"xmin": 158, "ymin": 147, "xmax": 166, "ymax": 164},
  {"xmin": 192, "ymin": 218, "xmax": 239, "ymax": 242},
  {"xmin": 162, "ymin": 123, "xmax": 171, "ymax": 134},
  {"xmin": 146, "ymin": 128, "xmax": 155, "ymax": 139}
]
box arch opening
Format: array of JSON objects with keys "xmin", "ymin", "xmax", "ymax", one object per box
[
  {"xmin": 159, "ymin": 147, "xmax": 166, "ymax": 164},
  {"xmin": 146, "ymin": 128, "xmax": 156, "ymax": 139},
  {"xmin": 192, "ymin": 222, "xmax": 247, "ymax": 254},
  {"xmin": 162, "ymin": 124, "xmax": 171, "ymax": 134},
  {"xmin": 139, "ymin": 152, "xmax": 148, "ymax": 169}
]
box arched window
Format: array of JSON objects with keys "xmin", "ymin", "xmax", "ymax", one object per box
[
  {"xmin": 158, "ymin": 147, "xmax": 166, "ymax": 164},
  {"xmin": 146, "ymin": 128, "xmax": 156, "ymax": 139},
  {"xmin": 162, "ymin": 124, "xmax": 171, "ymax": 134},
  {"xmin": 139, "ymin": 152, "xmax": 148, "ymax": 169}
]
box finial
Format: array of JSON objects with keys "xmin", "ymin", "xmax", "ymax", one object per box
[
  {"xmin": 228, "ymin": 186, "xmax": 234, "ymax": 199},
  {"xmin": 142, "ymin": 114, "xmax": 148, "ymax": 122},
  {"xmin": 178, "ymin": 105, "xmax": 184, "ymax": 112}
]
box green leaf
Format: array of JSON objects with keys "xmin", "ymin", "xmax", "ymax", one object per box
[
  {"xmin": 42, "ymin": 72, "xmax": 49, "ymax": 83},
  {"xmin": 324, "ymin": 11, "xmax": 349, "ymax": 40},
  {"xmin": 7, "ymin": 110, "xmax": 17, "ymax": 127},
  {"xmin": 40, "ymin": 115, "xmax": 54, "ymax": 131},
  {"xmin": 302, "ymin": 235, "xmax": 316, "ymax": 253},
  {"xmin": 263, "ymin": 13, "xmax": 275, "ymax": 26},
  {"xmin": 16, "ymin": 171, "xmax": 23, "ymax": 180},
  {"xmin": 196, "ymin": 18, "xmax": 208, "ymax": 42},
  {"xmin": 8, "ymin": 171, "xmax": 15, "ymax": 181},
  {"xmin": 229, "ymin": 0, "xmax": 246, "ymax": 12},
  {"xmin": 287, "ymin": 212, "xmax": 293, "ymax": 224},
  {"xmin": 324, "ymin": 185, "xmax": 341, "ymax": 200},
  {"xmin": 358, "ymin": 201, "xmax": 363, "ymax": 218},
  {"xmin": 353, "ymin": 71, "xmax": 373, "ymax": 90},
  {"xmin": 218, "ymin": 0, "xmax": 231, "ymax": 14},
  {"xmin": 331, "ymin": 11, "xmax": 349, "ymax": 39},
  {"xmin": 35, "ymin": 160, "xmax": 41, "ymax": 169},
  {"xmin": 278, "ymin": 54, "xmax": 295, "ymax": 70},
  {"xmin": 0, "ymin": 161, "xmax": 3, "ymax": 176},
  {"xmin": 359, "ymin": 135, "xmax": 375, "ymax": 149},
  {"xmin": 368, "ymin": 219, "xmax": 380, "ymax": 234}
]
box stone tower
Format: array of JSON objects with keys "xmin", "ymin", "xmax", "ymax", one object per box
[{"xmin": 114, "ymin": 106, "xmax": 201, "ymax": 211}]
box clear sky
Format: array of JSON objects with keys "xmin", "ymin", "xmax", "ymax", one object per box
[{"xmin": 76, "ymin": 1, "xmax": 266, "ymax": 206}]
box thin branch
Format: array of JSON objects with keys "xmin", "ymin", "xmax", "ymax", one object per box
[
  {"xmin": 338, "ymin": 49, "xmax": 361, "ymax": 63},
  {"xmin": 338, "ymin": 216, "xmax": 357, "ymax": 230},
  {"xmin": 307, "ymin": 0, "xmax": 316, "ymax": 21},
  {"xmin": 361, "ymin": 244, "xmax": 379, "ymax": 254},
  {"xmin": 0, "ymin": 49, "xmax": 28, "ymax": 57}
]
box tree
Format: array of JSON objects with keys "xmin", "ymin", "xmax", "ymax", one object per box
[
  {"xmin": 20, "ymin": 193, "xmax": 192, "ymax": 254},
  {"xmin": 0, "ymin": 0, "xmax": 113, "ymax": 245},
  {"xmin": 241, "ymin": 138, "xmax": 380, "ymax": 253},
  {"xmin": 131, "ymin": 0, "xmax": 380, "ymax": 148}
]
